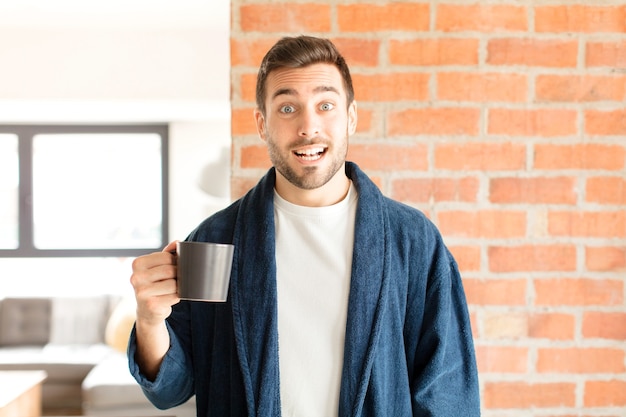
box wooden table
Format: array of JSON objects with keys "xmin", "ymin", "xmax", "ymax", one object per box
[{"xmin": 0, "ymin": 371, "xmax": 47, "ymax": 417}]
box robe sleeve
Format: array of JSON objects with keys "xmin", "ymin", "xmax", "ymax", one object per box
[
  {"xmin": 127, "ymin": 305, "xmax": 195, "ymax": 410},
  {"xmin": 410, "ymin": 249, "xmax": 480, "ymax": 416}
]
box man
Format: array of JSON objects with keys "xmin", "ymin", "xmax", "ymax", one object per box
[{"xmin": 129, "ymin": 35, "xmax": 480, "ymax": 416}]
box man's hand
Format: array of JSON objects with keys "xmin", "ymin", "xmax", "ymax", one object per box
[{"xmin": 130, "ymin": 240, "xmax": 181, "ymax": 380}]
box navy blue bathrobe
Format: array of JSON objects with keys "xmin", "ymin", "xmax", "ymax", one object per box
[{"xmin": 129, "ymin": 162, "xmax": 481, "ymax": 416}]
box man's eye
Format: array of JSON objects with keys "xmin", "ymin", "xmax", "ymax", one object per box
[
  {"xmin": 320, "ymin": 102, "xmax": 334, "ymax": 111},
  {"xmin": 280, "ymin": 105, "xmax": 295, "ymax": 114}
]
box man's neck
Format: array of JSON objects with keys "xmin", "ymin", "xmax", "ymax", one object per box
[{"xmin": 274, "ymin": 167, "xmax": 350, "ymax": 207}]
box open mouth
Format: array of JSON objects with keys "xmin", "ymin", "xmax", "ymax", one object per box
[{"xmin": 293, "ymin": 146, "xmax": 326, "ymax": 162}]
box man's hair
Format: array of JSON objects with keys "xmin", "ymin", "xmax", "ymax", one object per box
[{"xmin": 255, "ymin": 35, "xmax": 355, "ymax": 116}]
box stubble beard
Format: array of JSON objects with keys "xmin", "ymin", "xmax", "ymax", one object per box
[{"xmin": 266, "ymin": 131, "xmax": 349, "ymax": 191}]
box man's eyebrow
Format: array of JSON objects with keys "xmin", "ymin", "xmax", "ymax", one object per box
[
  {"xmin": 271, "ymin": 85, "xmax": 340, "ymax": 100},
  {"xmin": 272, "ymin": 88, "xmax": 297, "ymax": 100},
  {"xmin": 313, "ymin": 85, "xmax": 340, "ymax": 95}
]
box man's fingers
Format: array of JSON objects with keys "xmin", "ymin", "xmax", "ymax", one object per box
[
  {"xmin": 162, "ymin": 240, "xmax": 179, "ymax": 254},
  {"xmin": 132, "ymin": 251, "xmax": 175, "ymax": 273},
  {"xmin": 135, "ymin": 275, "xmax": 178, "ymax": 299}
]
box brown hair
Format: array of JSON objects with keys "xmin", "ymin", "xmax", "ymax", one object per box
[{"xmin": 255, "ymin": 35, "xmax": 355, "ymax": 115}]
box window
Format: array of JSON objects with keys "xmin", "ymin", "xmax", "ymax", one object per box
[
  {"xmin": 0, "ymin": 125, "xmax": 169, "ymax": 257},
  {"xmin": 0, "ymin": 133, "xmax": 19, "ymax": 250}
]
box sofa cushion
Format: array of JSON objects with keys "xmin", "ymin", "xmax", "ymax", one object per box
[
  {"xmin": 82, "ymin": 353, "xmax": 196, "ymax": 416},
  {"xmin": 82, "ymin": 353, "xmax": 154, "ymax": 407},
  {"xmin": 105, "ymin": 297, "xmax": 136, "ymax": 353},
  {"xmin": 0, "ymin": 295, "xmax": 120, "ymax": 411},
  {"xmin": 50, "ymin": 296, "xmax": 113, "ymax": 345},
  {"xmin": 0, "ymin": 344, "xmax": 114, "ymax": 381},
  {"xmin": 0, "ymin": 298, "xmax": 51, "ymax": 346}
]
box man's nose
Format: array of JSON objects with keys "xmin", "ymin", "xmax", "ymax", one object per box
[{"xmin": 298, "ymin": 109, "xmax": 321, "ymax": 137}]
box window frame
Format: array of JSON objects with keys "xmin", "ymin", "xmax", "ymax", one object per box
[{"xmin": 0, "ymin": 124, "xmax": 169, "ymax": 258}]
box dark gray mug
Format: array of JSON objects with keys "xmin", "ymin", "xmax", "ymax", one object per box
[{"xmin": 176, "ymin": 241, "xmax": 234, "ymax": 302}]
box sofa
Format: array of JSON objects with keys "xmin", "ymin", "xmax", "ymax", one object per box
[{"xmin": 0, "ymin": 296, "xmax": 195, "ymax": 416}]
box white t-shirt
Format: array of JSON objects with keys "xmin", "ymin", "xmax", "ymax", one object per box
[{"xmin": 274, "ymin": 183, "xmax": 357, "ymax": 417}]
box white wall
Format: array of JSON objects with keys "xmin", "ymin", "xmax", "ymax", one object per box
[
  {"xmin": 169, "ymin": 121, "xmax": 231, "ymax": 241},
  {"xmin": 0, "ymin": 1, "xmax": 231, "ymax": 241},
  {"xmin": 0, "ymin": 2, "xmax": 231, "ymax": 296}
]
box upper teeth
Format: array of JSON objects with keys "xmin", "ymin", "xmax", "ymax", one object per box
[{"xmin": 296, "ymin": 147, "xmax": 324, "ymax": 156}]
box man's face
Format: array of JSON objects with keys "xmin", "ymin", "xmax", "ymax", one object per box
[{"xmin": 255, "ymin": 63, "xmax": 357, "ymax": 191}]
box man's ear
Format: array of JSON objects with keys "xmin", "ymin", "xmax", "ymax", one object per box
[
  {"xmin": 348, "ymin": 100, "xmax": 358, "ymax": 136},
  {"xmin": 254, "ymin": 108, "xmax": 267, "ymax": 142}
]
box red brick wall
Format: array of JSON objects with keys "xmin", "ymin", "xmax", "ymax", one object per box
[{"xmin": 230, "ymin": 1, "xmax": 626, "ymax": 415}]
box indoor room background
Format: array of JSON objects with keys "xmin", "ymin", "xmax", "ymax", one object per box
[
  {"xmin": 0, "ymin": 0, "xmax": 231, "ymax": 296},
  {"xmin": 1, "ymin": 0, "xmax": 625, "ymax": 415}
]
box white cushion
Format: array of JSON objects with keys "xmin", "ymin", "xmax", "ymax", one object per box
[{"xmin": 82, "ymin": 353, "xmax": 196, "ymax": 416}]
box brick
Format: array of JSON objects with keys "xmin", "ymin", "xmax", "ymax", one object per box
[
  {"xmin": 230, "ymin": 38, "xmax": 278, "ymax": 67},
  {"xmin": 332, "ymin": 38, "xmax": 380, "ymax": 67},
  {"xmin": 351, "ymin": 73, "xmax": 429, "ymax": 102},
  {"xmin": 536, "ymin": 5, "xmax": 626, "ymax": 33},
  {"xmin": 483, "ymin": 381, "xmax": 576, "ymax": 408},
  {"xmin": 229, "ymin": 5, "xmax": 626, "ymax": 415},
  {"xmin": 487, "ymin": 38, "xmax": 578, "ymax": 68},
  {"xmin": 586, "ymin": 176, "xmax": 626, "ymax": 204},
  {"xmin": 389, "ymin": 39, "xmax": 479, "ymax": 66},
  {"xmin": 435, "ymin": 142, "xmax": 526, "ymax": 171},
  {"xmin": 475, "ymin": 345, "xmax": 528, "ymax": 373},
  {"xmin": 436, "ymin": 4, "xmax": 527, "ymax": 32},
  {"xmin": 489, "ymin": 245, "xmax": 577, "ymax": 272},
  {"xmin": 231, "ymin": 175, "xmax": 262, "ymax": 200},
  {"xmin": 586, "ymin": 109, "xmax": 626, "ymax": 136},
  {"xmin": 368, "ymin": 175, "xmax": 383, "ymax": 191},
  {"xmin": 388, "ymin": 108, "xmax": 479, "ymax": 136},
  {"xmin": 585, "ymin": 380, "xmax": 626, "ymax": 407},
  {"xmin": 240, "ymin": 73, "xmax": 257, "ymax": 103},
  {"xmin": 586, "ymin": 246, "xmax": 626, "ymax": 272},
  {"xmin": 463, "ymin": 278, "xmax": 526, "ymax": 305},
  {"xmin": 437, "ymin": 72, "xmax": 527, "ymax": 102},
  {"xmin": 586, "ymin": 40, "xmax": 626, "ymax": 68},
  {"xmin": 469, "ymin": 311, "xmax": 478, "ymax": 337},
  {"xmin": 240, "ymin": 4, "xmax": 331, "ymax": 32},
  {"xmin": 438, "ymin": 210, "xmax": 526, "ymax": 239},
  {"xmin": 232, "ymin": 37, "xmax": 381, "ymax": 69},
  {"xmin": 337, "ymin": 3, "xmax": 429, "ymax": 32},
  {"xmin": 449, "ymin": 246, "xmax": 481, "ymax": 272},
  {"xmin": 534, "ymin": 144, "xmax": 625, "ymax": 170},
  {"xmin": 347, "ymin": 143, "xmax": 428, "ymax": 171},
  {"xmin": 354, "ymin": 108, "xmax": 373, "ymax": 135},
  {"xmin": 488, "ymin": 108, "xmax": 577, "ymax": 137},
  {"xmin": 536, "ymin": 74, "xmax": 626, "ymax": 102},
  {"xmin": 240, "ymin": 144, "xmax": 270, "ymax": 169},
  {"xmin": 537, "ymin": 348, "xmax": 625, "ymax": 373},
  {"xmin": 483, "ymin": 312, "xmax": 528, "ymax": 339},
  {"xmin": 490, "ymin": 177, "xmax": 577, "ymax": 205},
  {"xmin": 535, "ymin": 278, "xmax": 624, "ymax": 306},
  {"xmin": 529, "ymin": 313, "xmax": 575, "ymax": 340},
  {"xmin": 583, "ymin": 312, "xmax": 626, "ymax": 340},
  {"xmin": 231, "ymin": 107, "xmax": 258, "ymax": 136},
  {"xmin": 391, "ymin": 177, "xmax": 479, "ymax": 203},
  {"xmin": 548, "ymin": 211, "xmax": 626, "ymax": 238}
]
